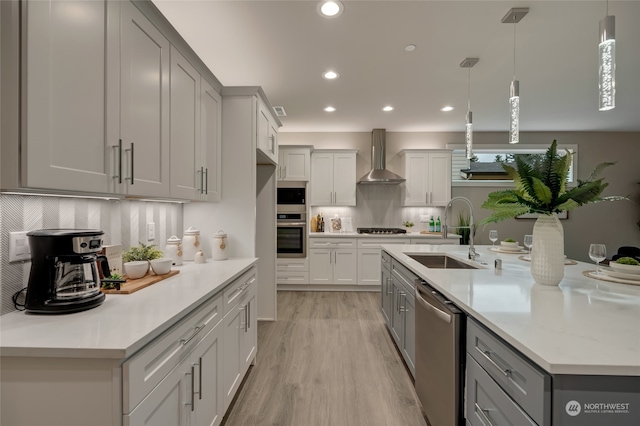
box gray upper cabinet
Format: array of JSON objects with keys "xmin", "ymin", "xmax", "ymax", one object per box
[
  {"xmin": 120, "ymin": 1, "xmax": 171, "ymax": 197},
  {"xmin": 200, "ymin": 79, "xmax": 222, "ymax": 202},
  {"xmin": 170, "ymin": 46, "xmax": 200, "ymax": 200},
  {"xmin": 170, "ymin": 46, "xmax": 222, "ymax": 201},
  {"xmin": 2, "ymin": 0, "xmax": 221, "ymax": 200},
  {"xmin": 22, "ymin": 0, "xmax": 117, "ymax": 193}
]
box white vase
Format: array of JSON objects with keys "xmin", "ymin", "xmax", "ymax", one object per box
[{"xmin": 531, "ymin": 213, "xmax": 565, "ymax": 286}]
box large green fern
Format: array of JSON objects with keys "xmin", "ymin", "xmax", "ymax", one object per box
[{"xmin": 481, "ymin": 140, "xmax": 626, "ymax": 224}]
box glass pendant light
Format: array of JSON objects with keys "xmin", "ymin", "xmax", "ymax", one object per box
[
  {"xmin": 460, "ymin": 58, "xmax": 479, "ymax": 160},
  {"xmin": 502, "ymin": 8, "xmax": 528, "ymax": 144},
  {"xmin": 599, "ymin": 1, "xmax": 615, "ymax": 111}
]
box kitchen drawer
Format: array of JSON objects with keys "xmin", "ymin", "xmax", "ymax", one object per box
[
  {"xmin": 467, "ymin": 318, "xmax": 550, "ymax": 426},
  {"xmin": 308, "ymin": 238, "xmax": 356, "ymax": 249},
  {"xmin": 277, "ymin": 270, "xmax": 310, "ymax": 285},
  {"xmin": 123, "ymin": 291, "xmax": 223, "ymax": 413},
  {"xmin": 381, "ymin": 250, "xmax": 392, "ymax": 271},
  {"xmin": 277, "ymin": 258, "xmax": 309, "ymax": 272},
  {"xmin": 223, "ymin": 267, "xmax": 257, "ymax": 315},
  {"xmin": 466, "ymin": 355, "xmax": 537, "ymax": 426},
  {"xmin": 357, "ymin": 238, "xmax": 407, "ymax": 249},
  {"xmin": 391, "ymin": 259, "xmax": 418, "ymax": 292}
]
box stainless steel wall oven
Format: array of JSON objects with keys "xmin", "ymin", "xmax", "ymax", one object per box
[{"xmin": 277, "ymin": 182, "xmax": 307, "ymax": 258}]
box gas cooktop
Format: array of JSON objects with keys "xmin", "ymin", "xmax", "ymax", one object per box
[{"xmin": 357, "ymin": 227, "xmax": 407, "ymax": 235}]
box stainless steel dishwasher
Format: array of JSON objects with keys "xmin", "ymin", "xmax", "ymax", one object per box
[{"xmin": 414, "ymin": 279, "xmax": 465, "ymax": 426}]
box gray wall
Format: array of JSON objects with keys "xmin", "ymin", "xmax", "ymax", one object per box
[
  {"xmin": 281, "ymin": 131, "xmax": 640, "ymax": 262},
  {"xmin": 0, "ymin": 194, "xmax": 183, "ymax": 315}
]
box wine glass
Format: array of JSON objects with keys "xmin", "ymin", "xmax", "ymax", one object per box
[
  {"xmin": 589, "ymin": 244, "xmax": 607, "ymax": 275},
  {"xmin": 524, "ymin": 234, "xmax": 533, "ymax": 257},
  {"xmin": 489, "ymin": 230, "xmax": 498, "ymax": 247}
]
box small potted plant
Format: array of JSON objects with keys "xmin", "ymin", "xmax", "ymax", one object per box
[
  {"xmin": 122, "ymin": 243, "xmax": 163, "ymax": 279},
  {"xmin": 403, "ymin": 221, "xmax": 414, "ymax": 233}
]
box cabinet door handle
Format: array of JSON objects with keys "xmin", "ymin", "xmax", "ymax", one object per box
[
  {"xmin": 204, "ymin": 168, "xmax": 208, "ymax": 194},
  {"xmin": 113, "ymin": 139, "xmax": 123, "ymax": 184},
  {"xmin": 125, "ymin": 142, "xmax": 135, "ymax": 184},
  {"xmin": 474, "ymin": 402, "xmax": 496, "ymax": 426},
  {"xmin": 198, "ymin": 357, "xmax": 203, "ymax": 400},
  {"xmin": 190, "ymin": 365, "xmax": 196, "ymax": 412},
  {"xmin": 399, "ymin": 291, "xmax": 406, "ymax": 313},
  {"xmin": 386, "ymin": 278, "xmax": 393, "ymax": 295},
  {"xmin": 282, "ymin": 166, "xmax": 286, "ymax": 179},
  {"xmin": 475, "ymin": 346, "xmax": 512, "ymax": 377},
  {"xmin": 247, "ymin": 300, "xmax": 251, "ymax": 330}
]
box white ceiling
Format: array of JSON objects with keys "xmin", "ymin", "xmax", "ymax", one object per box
[{"xmin": 153, "ymin": 0, "xmax": 640, "ymax": 133}]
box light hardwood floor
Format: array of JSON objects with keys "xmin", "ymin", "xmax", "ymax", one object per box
[{"xmin": 221, "ymin": 291, "xmax": 428, "ymax": 426}]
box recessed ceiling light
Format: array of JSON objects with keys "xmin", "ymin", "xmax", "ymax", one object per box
[
  {"xmin": 323, "ymin": 71, "xmax": 339, "ymax": 80},
  {"xmin": 440, "ymin": 106, "xmax": 455, "ymax": 112},
  {"xmin": 405, "ymin": 44, "xmax": 416, "ymax": 52},
  {"xmin": 324, "ymin": 106, "xmax": 336, "ymax": 112},
  {"xmin": 317, "ymin": 1, "xmax": 344, "ymax": 18},
  {"xmin": 382, "ymin": 106, "xmax": 394, "ymax": 112}
]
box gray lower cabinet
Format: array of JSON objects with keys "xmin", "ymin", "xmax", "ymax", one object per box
[
  {"xmin": 388, "ymin": 258, "xmax": 417, "ymax": 377},
  {"xmin": 466, "ymin": 318, "xmax": 551, "ymax": 426},
  {"xmin": 381, "ymin": 252, "xmax": 393, "ymax": 324},
  {"xmin": 466, "ymin": 355, "xmax": 537, "ymax": 426}
]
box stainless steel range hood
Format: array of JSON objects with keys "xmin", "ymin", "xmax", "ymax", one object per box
[{"xmin": 358, "ymin": 129, "xmax": 405, "ymax": 184}]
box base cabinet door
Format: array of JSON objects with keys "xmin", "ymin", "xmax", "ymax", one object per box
[
  {"xmin": 390, "ymin": 280, "xmax": 404, "ymax": 346},
  {"xmin": 125, "ymin": 359, "xmax": 189, "ymax": 426},
  {"xmin": 381, "ymin": 266, "xmax": 393, "ymax": 324},
  {"xmin": 402, "ymin": 293, "xmax": 416, "ymax": 376},
  {"xmin": 358, "ymin": 249, "xmax": 382, "ymax": 285},
  {"xmin": 223, "ymin": 302, "xmax": 243, "ymax": 410},
  {"xmin": 333, "ymin": 249, "xmax": 357, "ymax": 285},
  {"xmin": 191, "ymin": 326, "xmax": 224, "ymax": 426},
  {"xmin": 309, "ymin": 248, "xmax": 357, "ymax": 285},
  {"xmin": 309, "ymin": 249, "xmax": 332, "ymax": 284}
]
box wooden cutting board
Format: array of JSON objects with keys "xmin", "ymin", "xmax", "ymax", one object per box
[{"xmin": 101, "ymin": 270, "xmax": 180, "ymax": 294}]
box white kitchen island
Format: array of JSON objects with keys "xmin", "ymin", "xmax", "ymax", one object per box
[
  {"xmin": 1, "ymin": 258, "xmax": 258, "ymax": 426},
  {"xmin": 382, "ymin": 244, "xmax": 640, "ymax": 426}
]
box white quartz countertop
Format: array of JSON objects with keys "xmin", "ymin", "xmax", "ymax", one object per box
[
  {"xmin": 309, "ymin": 231, "xmax": 460, "ymax": 239},
  {"xmin": 0, "ymin": 258, "xmax": 257, "ymax": 359},
  {"xmin": 382, "ymin": 244, "xmax": 640, "ymax": 376}
]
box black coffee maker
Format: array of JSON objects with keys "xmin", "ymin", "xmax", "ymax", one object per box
[{"xmin": 25, "ymin": 229, "xmax": 109, "ymax": 314}]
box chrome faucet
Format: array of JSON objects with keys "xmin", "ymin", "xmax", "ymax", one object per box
[{"xmin": 442, "ymin": 196, "xmax": 478, "ymax": 260}]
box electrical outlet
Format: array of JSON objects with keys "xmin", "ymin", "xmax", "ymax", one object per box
[
  {"xmin": 420, "ymin": 215, "xmax": 429, "ymax": 223},
  {"xmin": 9, "ymin": 231, "xmax": 31, "ymax": 262},
  {"xmin": 147, "ymin": 222, "xmax": 156, "ymax": 241}
]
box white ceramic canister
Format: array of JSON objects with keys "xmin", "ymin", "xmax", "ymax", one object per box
[
  {"xmin": 211, "ymin": 230, "xmax": 228, "ymax": 261},
  {"xmin": 182, "ymin": 226, "xmax": 200, "ymax": 261},
  {"xmin": 164, "ymin": 235, "xmax": 183, "ymax": 266}
]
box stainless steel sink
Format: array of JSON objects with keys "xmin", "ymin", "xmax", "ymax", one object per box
[{"xmin": 407, "ymin": 254, "xmax": 480, "ymax": 269}]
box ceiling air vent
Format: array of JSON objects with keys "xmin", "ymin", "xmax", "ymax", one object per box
[{"xmin": 273, "ymin": 106, "xmax": 287, "ymax": 117}]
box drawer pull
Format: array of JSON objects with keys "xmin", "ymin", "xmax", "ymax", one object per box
[
  {"xmin": 474, "ymin": 402, "xmax": 496, "ymax": 426},
  {"xmin": 181, "ymin": 325, "xmax": 204, "ymax": 346},
  {"xmin": 476, "ymin": 346, "xmax": 512, "ymax": 377}
]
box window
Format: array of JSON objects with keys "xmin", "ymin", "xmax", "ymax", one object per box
[{"xmin": 447, "ymin": 144, "xmax": 578, "ymax": 187}]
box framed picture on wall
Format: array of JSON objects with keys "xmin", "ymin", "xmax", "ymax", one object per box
[{"xmin": 516, "ymin": 211, "xmax": 569, "ymax": 220}]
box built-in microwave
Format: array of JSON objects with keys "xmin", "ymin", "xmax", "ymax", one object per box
[{"xmin": 277, "ymin": 181, "xmax": 306, "ymax": 208}]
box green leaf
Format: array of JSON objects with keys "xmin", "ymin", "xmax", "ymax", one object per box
[{"xmin": 531, "ymin": 176, "xmax": 552, "ymax": 204}]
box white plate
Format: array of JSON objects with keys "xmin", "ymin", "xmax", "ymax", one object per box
[
  {"xmin": 601, "ymin": 266, "xmax": 640, "ymax": 281},
  {"xmin": 608, "ymin": 261, "xmax": 640, "ymax": 275},
  {"xmin": 489, "ymin": 246, "xmax": 525, "ymax": 253}
]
